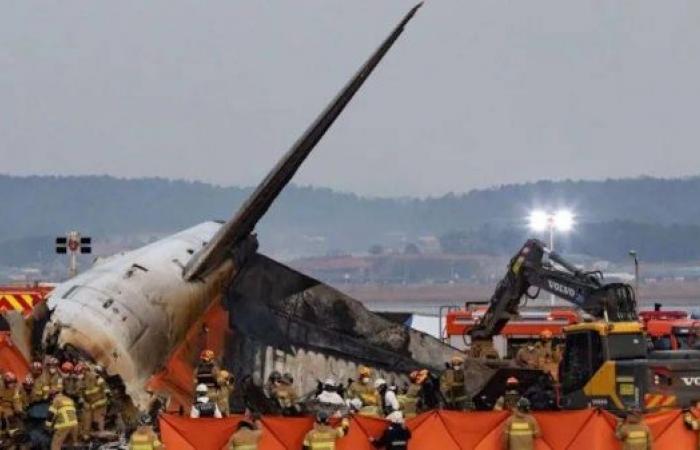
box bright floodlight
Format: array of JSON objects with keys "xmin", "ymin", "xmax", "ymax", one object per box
[
  {"xmin": 528, "ymin": 210, "xmax": 549, "ymax": 232},
  {"xmin": 553, "ymin": 210, "xmax": 574, "ymax": 232}
]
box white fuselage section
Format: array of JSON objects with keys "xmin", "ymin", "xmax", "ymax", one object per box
[{"xmin": 46, "ymin": 222, "xmax": 233, "ymax": 407}]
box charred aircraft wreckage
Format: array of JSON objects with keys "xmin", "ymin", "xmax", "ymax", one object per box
[{"xmin": 10, "ymin": 3, "xmax": 473, "ymax": 413}]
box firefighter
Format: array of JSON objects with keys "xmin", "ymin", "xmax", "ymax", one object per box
[
  {"xmin": 273, "ymin": 373, "xmax": 299, "ymax": 416},
  {"xmin": 128, "ymin": 414, "xmax": 162, "ymax": 450},
  {"xmin": 0, "ymin": 372, "xmax": 23, "ymax": 444},
  {"xmin": 227, "ymin": 418, "xmax": 262, "ymax": 450},
  {"xmin": 61, "ymin": 361, "xmax": 81, "ymax": 401},
  {"xmin": 43, "ymin": 357, "xmax": 64, "ymax": 396},
  {"xmin": 502, "ymin": 398, "xmax": 540, "ymax": 450},
  {"xmin": 515, "ymin": 343, "xmax": 541, "ymax": 369},
  {"xmin": 371, "ymin": 411, "xmax": 411, "ymax": 450},
  {"xmin": 302, "ymin": 411, "xmax": 349, "ymax": 450},
  {"xmin": 214, "ymin": 369, "xmax": 234, "ymax": 417},
  {"xmin": 28, "ymin": 361, "xmax": 46, "ymax": 403},
  {"xmin": 195, "ymin": 349, "xmax": 220, "ymax": 390},
  {"xmin": 441, "ymin": 355, "xmax": 470, "ymax": 410},
  {"xmin": 397, "ymin": 371, "xmax": 422, "ymax": 418},
  {"xmin": 347, "ymin": 366, "xmax": 381, "ymax": 416},
  {"xmin": 45, "ymin": 390, "xmax": 79, "ymax": 450},
  {"xmin": 315, "ymin": 378, "xmax": 346, "ymax": 417},
  {"xmin": 80, "ymin": 363, "xmax": 110, "ymax": 439},
  {"xmin": 615, "ymin": 410, "xmax": 652, "ymax": 450},
  {"xmin": 494, "ymin": 377, "xmax": 521, "ymax": 411},
  {"xmin": 21, "ymin": 375, "xmax": 33, "ymax": 404},
  {"xmin": 191, "ymin": 383, "xmax": 222, "ymax": 418},
  {"xmin": 264, "ymin": 371, "xmax": 282, "ymax": 399}
]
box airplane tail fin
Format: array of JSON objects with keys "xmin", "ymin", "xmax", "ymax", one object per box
[{"xmin": 184, "ymin": 3, "xmax": 423, "ymax": 280}]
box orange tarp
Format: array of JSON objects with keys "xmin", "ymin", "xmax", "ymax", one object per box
[{"xmin": 159, "ymin": 409, "xmax": 700, "ymax": 450}]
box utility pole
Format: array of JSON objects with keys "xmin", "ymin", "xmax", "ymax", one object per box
[
  {"xmin": 629, "ymin": 250, "xmax": 640, "ymax": 299},
  {"xmin": 56, "ymin": 231, "xmax": 91, "ymax": 278}
]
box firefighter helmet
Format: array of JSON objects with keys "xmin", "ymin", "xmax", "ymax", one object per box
[
  {"xmin": 540, "ymin": 329, "xmax": 553, "ymax": 340},
  {"xmin": 196, "ymin": 383, "xmax": 209, "ymax": 395},
  {"xmin": 374, "ymin": 378, "xmax": 387, "ymax": 389},
  {"xmin": 31, "ymin": 361, "xmax": 43, "ymax": 374},
  {"xmin": 46, "ymin": 356, "xmax": 59, "ymax": 367},
  {"xmin": 516, "ymin": 397, "xmax": 531, "ymax": 412},
  {"xmin": 74, "ymin": 362, "xmax": 88, "ymax": 374},
  {"xmin": 23, "ymin": 374, "xmax": 34, "ymax": 388},
  {"xmin": 506, "ymin": 376, "xmax": 519, "ymax": 386},
  {"xmin": 61, "ymin": 361, "xmax": 75, "ymax": 374},
  {"xmin": 3, "ymin": 371, "xmax": 17, "ymax": 384},
  {"xmin": 200, "ymin": 349, "xmax": 215, "ymax": 362}
]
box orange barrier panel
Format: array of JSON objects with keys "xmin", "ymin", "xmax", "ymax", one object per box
[
  {"xmin": 0, "ymin": 331, "xmax": 29, "ymax": 380},
  {"xmin": 159, "ymin": 409, "xmax": 700, "ymax": 450}
]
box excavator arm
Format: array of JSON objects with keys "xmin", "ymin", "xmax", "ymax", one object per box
[{"xmin": 470, "ymin": 239, "xmax": 638, "ymax": 340}]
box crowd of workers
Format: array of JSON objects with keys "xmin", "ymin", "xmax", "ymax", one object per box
[{"xmin": 2, "ymin": 343, "xmax": 697, "ymax": 449}]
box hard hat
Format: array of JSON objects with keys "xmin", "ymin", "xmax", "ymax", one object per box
[
  {"xmin": 282, "ymin": 373, "xmax": 294, "ymax": 384},
  {"xmin": 374, "ymin": 378, "xmax": 387, "ymax": 389},
  {"xmin": 324, "ymin": 378, "xmax": 337, "ymax": 387},
  {"xmin": 349, "ymin": 398, "xmax": 363, "ymax": 411},
  {"xmin": 516, "ymin": 397, "xmax": 531, "ymax": 412},
  {"xmin": 46, "ymin": 356, "xmax": 59, "ymax": 367},
  {"xmin": 540, "ymin": 330, "xmax": 553, "ymax": 339},
  {"xmin": 196, "ymin": 383, "xmax": 209, "ymax": 394},
  {"xmin": 316, "ymin": 410, "xmax": 330, "ymax": 424},
  {"xmin": 451, "ymin": 355, "xmax": 465, "ymax": 365},
  {"xmin": 386, "ymin": 411, "xmax": 404, "ymax": 424},
  {"xmin": 74, "ymin": 363, "xmax": 88, "ymax": 374},
  {"xmin": 23, "ymin": 374, "xmax": 34, "ymax": 387},
  {"xmin": 358, "ymin": 365, "xmax": 372, "ymax": 377},
  {"xmin": 506, "ymin": 376, "xmax": 519, "ymax": 386},
  {"xmin": 139, "ymin": 414, "xmax": 153, "ymax": 426},
  {"xmin": 3, "ymin": 371, "xmax": 17, "ymax": 384},
  {"xmin": 200, "ymin": 349, "xmax": 215, "ymax": 362},
  {"xmin": 218, "ymin": 370, "xmax": 231, "ymax": 382},
  {"xmin": 61, "ymin": 361, "xmax": 75, "ymax": 373}
]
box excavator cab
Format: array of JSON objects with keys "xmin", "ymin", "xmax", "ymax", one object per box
[{"xmin": 559, "ymin": 321, "xmax": 648, "ymax": 411}]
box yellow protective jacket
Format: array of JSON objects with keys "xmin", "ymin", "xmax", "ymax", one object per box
[
  {"xmin": 502, "ymin": 413, "xmax": 540, "ymax": 450},
  {"xmin": 303, "ymin": 422, "xmax": 347, "ymax": 450},
  {"xmin": 440, "ymin": 369, "xmax": 467, "ymax": 403},
  {"xmin": 83, "ymin": 373, "xmax": 109, "ymax": 410},
  {"xmin": 129, "ymin": 426, "xmax": 163, "ymax": 450},
  {"xmin": 229, "ymin": 428, "xmax": 262, "ymax": 450},
  {"xmin": 615, "ymin": 422, "xmax": 651, "ymax": 450},
  {"xmin": 0, "ymin": 386, "xmax": 22, "ymax": 415},
  {"xmin": 46, "ymin": 394, "xmax": 78, "ymax": 430}
]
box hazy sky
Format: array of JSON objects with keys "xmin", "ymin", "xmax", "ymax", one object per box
[{"xmin": 2, "ymin": 1, "xmax": 699, "ymax": 196}]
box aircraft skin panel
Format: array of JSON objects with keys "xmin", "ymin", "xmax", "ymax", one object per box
[{"xmin": 44, "ymin": 222, "xmax": 233, "ymax": 407}]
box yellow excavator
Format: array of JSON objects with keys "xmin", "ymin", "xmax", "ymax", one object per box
[{"xmin": 469, "ymin": 239, "xmax": 700, "ymax": 412}]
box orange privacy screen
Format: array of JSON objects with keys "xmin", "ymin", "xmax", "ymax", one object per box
[{"xmin": 159, "ymin": 408, "xmax": 699, "ymax": 450}]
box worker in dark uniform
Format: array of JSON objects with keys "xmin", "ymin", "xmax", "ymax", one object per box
[
  {"xmin": 371, "ymin": 411, "xmax": 411, "ymax": 450},
  {"xmin": 502, "ymin": 398, "xmax": 540, "ymax": 450},
  {"xmin": 615, "ymin": 409, "xmax": 651, "ymax": 450},
  {"xmin": 302, "ymin": 411, "xmax": 349, "ymax": 450},
  {"xmin": 441, "ymin": 355, "xmax": 470, "ymax": 410},
  {"xmin": 190, "ymin": 384, "xmax": 222, "ymax": 419},
  {"xmin": 494, "ymin": 377, "xmax": 520, "ymax": 411}
]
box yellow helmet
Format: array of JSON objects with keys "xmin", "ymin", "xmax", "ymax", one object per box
[{"xmin": 358, "ymin": 365, "xmax": 372, "ymax": 377}]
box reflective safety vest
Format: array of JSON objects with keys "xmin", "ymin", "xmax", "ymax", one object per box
[
  {"xmin": 230, "ymin": 428, "xmax": 262, "ymax": 450},
  {"xmin": 129, "ymin": 427, "xmax": 162, "ymax": 450},
  {"xmin": 47, "ymin": 394, "xmax": 78, "ymax": 430},
  {"xmin": 504, "ymin": 415, "xmax": 539, "ymax": 450},
  {"xmin": 84, "ymin": 374, "xmax": 109, "ymax": 409},
  {"xmin": 616, "ymin": 423, "xmax": 650, "ymax": 450},
  {"xmin": 303, "ymin": 424, "xmax": 344, "ymax": 450}
]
